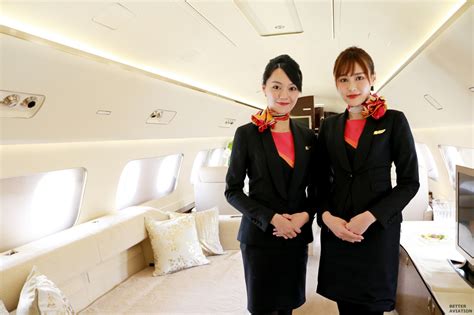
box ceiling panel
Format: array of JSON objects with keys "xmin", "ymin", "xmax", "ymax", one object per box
[{"xmin": 0, "ymin": 0, "xmax": 468, "ymax": 113}]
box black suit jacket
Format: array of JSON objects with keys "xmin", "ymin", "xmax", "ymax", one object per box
[
  {"xmin": 316, "ymin": 109, "xmax": 419, "ymax": 226},
  {"xmin": 225, "ymin": 120, "xmax": 317, "ymax": 247}
]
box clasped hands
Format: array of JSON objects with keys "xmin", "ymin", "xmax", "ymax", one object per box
[
  {"xmin": 271, "ymin": 212, "xmax": 309, "ymax": 240},
  {"xmin": 322, "ymin": 210, "xmax": 376, "ymax": 243}
]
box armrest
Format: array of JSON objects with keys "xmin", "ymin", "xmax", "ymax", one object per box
[{"xmin": 218, "ymin": 215, "xmax": 241, "ymax": 251}]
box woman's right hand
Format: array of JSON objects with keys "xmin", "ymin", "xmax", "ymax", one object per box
[
  {"xmin": 322, "ymin": 211, "xmax": 364, "ymax": 243},
  {"xmin": 271, "ymin": 213, "xmax": 301, "ymax": 239}
]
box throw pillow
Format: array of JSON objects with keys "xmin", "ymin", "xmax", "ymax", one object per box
[
  {"xmin": 16, "ymin": 266, "xmax": 75, "ymax": 315},
  {"xmin": 145, "ymin": 215, "xmax": 209, "ymax": 276},
  {"xmin": 170, "ymin": 207, "xmax": 225, "ymax": 256}
]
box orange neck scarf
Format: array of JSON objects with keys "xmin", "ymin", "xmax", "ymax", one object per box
[
  {"xmin": 251, "ymin": 108, "xmax": 290, "ymax": 133},
  {"xmin": 361, "ymin": 94, "xmax": 387, "ymax": 120}
]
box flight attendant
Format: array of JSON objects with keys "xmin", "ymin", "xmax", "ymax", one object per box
[
  {"xmin": 225, "ymin": 54, "xmax": 317, "ymax": 315},
  {"xmin": 315, "ymin": 46, "xmax": 420, "ymax": 315}
]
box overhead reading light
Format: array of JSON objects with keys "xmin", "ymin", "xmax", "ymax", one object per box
[
  {"xmin": 219, "ymin": 118, "xmax": 236, "ymax": 128},
  {"xmin": 469, "ymin": 87, "xmax": 474, "ymax": 92},
  {"xmin": 146, "ymin": 109, "xmax": 177, "ymax": 125},
  {"xmin": 1, "ymin": 94, "xmax": 20, "ymax": 107},
  {"xmin": 0, "ymin": 90, "xmax": 45, "ymax": 118},
  {"xmin": 234, "ymin": 0, "xmax": 303, "ymax": 36},
  {"xmin": 424, "ymin": 94, "xmax": 443, "ymax": 110}
]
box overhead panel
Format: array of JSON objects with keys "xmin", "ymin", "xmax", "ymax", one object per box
[{"xmin": 233, "ymin": 0, "xmax": 303, "ymax": 36}]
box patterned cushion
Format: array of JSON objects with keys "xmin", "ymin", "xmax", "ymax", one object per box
[
  {"xmin": 145, "ymin": 215, "xmax": 209, "ymax": 276},
  {"xmin": 170, "ymin": 207, "xmax": 225, "ymax": 256},
  {"xmin": 16, "ymin": 266, "xmax": 74, "ymax": 315}
]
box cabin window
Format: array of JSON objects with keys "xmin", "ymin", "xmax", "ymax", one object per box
[
  {"xmin": 415, "ymin": 142, "xmax": 439, "ymax": 181},
  {"xmin": 439, "ymin": 145, "xmax": 474, "ymax": 188},
  {"xmin": 116, "ymin": 154, "xmax": 183, "ymax": 210},
  {"xmin": 0, "ymin": 168, "xmax": 86, "ymax": 252}
]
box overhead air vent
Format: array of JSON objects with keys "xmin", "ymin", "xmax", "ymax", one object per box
[
  {"xmin": 92, "ymin": 3, "xmax": 135, "ymax": 31},
  {"xmin": 146, "ymin": 109, "xmax": 177, "ymax": 125},
  {"xmin": 234, "ymin": 0, "xmax": 303, "ymax": 36},
  {"xmin": 0, "ymin": 90, "xmax": 45, "ymax": 118}
]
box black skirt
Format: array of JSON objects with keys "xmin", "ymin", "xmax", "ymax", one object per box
[{"xmin": 240, "ymin": 243, "xmax": 308, "ymax": 313}]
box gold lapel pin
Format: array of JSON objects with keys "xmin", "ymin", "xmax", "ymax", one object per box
[{"xmin": 373, "ymin": 129, "xmax": 386, "ymax": 135}]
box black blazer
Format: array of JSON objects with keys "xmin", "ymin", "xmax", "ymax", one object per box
[
  {"xmin": 316, "ymin": 109, "xmax": 420, "ymax": 226},
  {"xmin": 225, "ymin": 120, "xmax": 317, "ymax": 247}
]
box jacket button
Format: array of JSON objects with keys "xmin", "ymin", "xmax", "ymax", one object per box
[{"xmin": 348, "ymin": 173, "xmax": 353, "ymax": 178}]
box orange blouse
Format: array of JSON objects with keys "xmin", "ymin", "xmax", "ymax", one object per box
[
  {"xmin": 271, "ymin": 131, "xmax": 295, "ymax": 168},
  {"xmin": 344, "ymin": 119, "xmax": 367, "ymax": 149}
]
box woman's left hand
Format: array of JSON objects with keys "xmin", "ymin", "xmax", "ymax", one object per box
[
  {"xmin": 346, "ymin": 211, "xmax": 376, "ymax": 236},
  {"xmin": 273, "ymin": 212, "xmax": 309, "ymax": 237}
]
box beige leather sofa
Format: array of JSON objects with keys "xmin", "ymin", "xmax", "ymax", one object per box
[{"xmin": 0, "ymin": 206, "xmax": 242, "ymax": 313}]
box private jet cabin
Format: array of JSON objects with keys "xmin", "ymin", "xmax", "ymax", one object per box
[{"xmin": 0, "ymin": 1, "xmax": 473, "ymax": 315}]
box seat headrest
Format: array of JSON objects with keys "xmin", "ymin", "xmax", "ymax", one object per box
[{"xmin": 198, "ymin": 166, "xmax": 228, "ymax": 183}]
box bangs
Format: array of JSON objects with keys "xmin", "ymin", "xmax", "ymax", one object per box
[{"xmin": 334, "ymin": 54, "xmax": 370, "ymax": 80}]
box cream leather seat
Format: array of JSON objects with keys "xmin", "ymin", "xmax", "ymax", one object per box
[
  {"xmin": 392, "ymin": 161, "xmax": 431, "ymax": 221},
  {"xmin": 194, "ymin": 166, "xmax": 241, "ymax": 215}
]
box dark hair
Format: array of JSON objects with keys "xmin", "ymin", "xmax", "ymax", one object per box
[
  {"xmin": 262, "ymin": 54, "xmax": 302, "ymax": 92},
  {"xmin": 333, "ymin": 46, "xmax": 374, "ymax": 81}
]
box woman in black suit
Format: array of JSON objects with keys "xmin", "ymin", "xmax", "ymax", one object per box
[
  {"xmin": 225, "ymin": 55, "xmax": 317, "ymax": 315},
  {"xmin": 315, "ymin": 47, "xmax": 420, "ymax": 315}
]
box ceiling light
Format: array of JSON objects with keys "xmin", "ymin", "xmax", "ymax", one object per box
[
  {"xmin": 0, "ymin": 18, "xmax": 261, "ymax": 109},
  {"xmin": 96, "ymin": 110, "xmax": 112, "ymax": 115},
  {"xmin": 424, "ymin": 94, "xmax": 443, "ymax": 110},
  {"xmin": 234, "ymin": 0, "xmax": 303, "ymax": 36}
]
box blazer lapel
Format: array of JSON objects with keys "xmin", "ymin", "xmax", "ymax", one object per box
[
  {"xmin": 334, "ymin": 111, "xmax": 352, "ymax": 172},
  {"xmin": 288, "ymin": 121, "xmax": 309, "ymax": 197},
  {"xmin": 261, "ymin": 129, "xmax": 288, "ymax": 200},
  {"xmin": 353, "ymin": 117, "xmax": 376, "ymax": 171}
]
